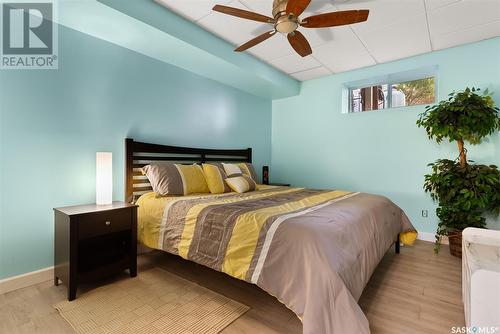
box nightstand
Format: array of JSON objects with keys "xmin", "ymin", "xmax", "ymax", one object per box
[
  {"xmin": 53, "ymin": 202, "xmax": 138, "ymax": 300},
  {"xmin": 269, "ymin": 183, "xmax": 291, "ymax": 187}
]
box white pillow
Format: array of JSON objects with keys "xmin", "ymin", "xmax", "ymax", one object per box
[
  {"xmin": 222, "ymin": 163, "xmax": 243, "ymax": 177},
  {"xmin": 225, "ymin": 175, "xmax": 257, "ymax": 193}
]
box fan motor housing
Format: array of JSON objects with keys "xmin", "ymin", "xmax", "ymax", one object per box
[{"xmin": 273, "ymin": 0, "xmax": 299, "ymax": 33}]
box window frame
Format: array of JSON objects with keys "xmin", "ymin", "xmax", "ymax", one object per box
[{"xmin": 343, "ymin": 66, "xmax": 438, "ymax": 114}]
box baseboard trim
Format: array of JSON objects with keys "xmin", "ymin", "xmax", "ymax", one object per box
[
  {"xmin": 417, "ymin": 231, "xmax": 449, "ymax": 245},
  {"xmin": 0, "ymin": 243, "xmax": 152, "ymax": 295},
  {"xmin": 0, "ymin": 266, "xmax": 54, "ymax": 295}
]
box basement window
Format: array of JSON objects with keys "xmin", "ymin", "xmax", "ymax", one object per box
[{"xmin": 345, "ymin": 67, "xmax": 437, "ymax": 113}]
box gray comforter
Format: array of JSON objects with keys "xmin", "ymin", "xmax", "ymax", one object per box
[{"xmin": 137, "ymin": 187, "xmax": 415, "ymax": 333}]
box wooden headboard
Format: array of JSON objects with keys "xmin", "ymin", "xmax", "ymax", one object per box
[{"xmin": 125, "ymin": 138, "xmax": 252, "ymax": 203}]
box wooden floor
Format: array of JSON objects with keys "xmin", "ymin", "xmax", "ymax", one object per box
[{"xmin": 0, "ymin": 240, "xmax": 464, "ymax": 333}]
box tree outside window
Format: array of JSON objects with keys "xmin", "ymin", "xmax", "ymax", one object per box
[{"xmin": 350, "ymin": 77, "xmax": 435, "ymax": 112}]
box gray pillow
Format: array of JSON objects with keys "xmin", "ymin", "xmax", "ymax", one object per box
[{"xmin": 142, "ymin": 163, "xmax": 185, "ymax": 196}]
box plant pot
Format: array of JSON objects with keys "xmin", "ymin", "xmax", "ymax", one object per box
[{"xmin": 447, "ymin": 230, "xmax": 462, "ymax": 258}]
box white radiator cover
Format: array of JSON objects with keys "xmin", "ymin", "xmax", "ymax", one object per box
[{"xmin": 462, "ymin": 227, "xmax": 500, "ymax": 328}]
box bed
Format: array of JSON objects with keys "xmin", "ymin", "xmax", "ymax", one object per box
[{"xmin": 125, "ymin": 138, "xmax": 415, "ymax": 334}]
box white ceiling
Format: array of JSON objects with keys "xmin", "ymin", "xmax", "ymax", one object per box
[{"xmin": 156, "ymin": 0, "xmax": 500, "ymax": 81}]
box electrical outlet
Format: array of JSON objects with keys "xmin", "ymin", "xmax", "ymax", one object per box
[{"xmin": 422, "ymin": 210, "xmax": 428, "ymax": 218}]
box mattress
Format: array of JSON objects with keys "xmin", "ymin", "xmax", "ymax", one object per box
[{"xmin": 136, "ymin": 186, "xmax": 415, "ymax": 334}]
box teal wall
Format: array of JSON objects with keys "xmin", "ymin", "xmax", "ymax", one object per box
[
  {"xmin": 272, "ymin": 38, "xmax": 500, "ymax": 235},
  {"xmin": 0, "ymin": 25, "xmax": 272, "ymax": 279}
]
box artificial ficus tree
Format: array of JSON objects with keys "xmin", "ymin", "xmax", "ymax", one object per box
[{"xmin": 416, "ymin": 88, "xmax": 500, "ymax": 254}]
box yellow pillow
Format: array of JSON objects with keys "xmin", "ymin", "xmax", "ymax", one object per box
[
  {"xmin": 225, "ymin": 175, "xmax": 256, "ymax": 193},
  {"xmin": 175, "ymin": 164, "xmax": 210, "ymax": 195},
  {"xmin": 238, "ymin": 163, "xmax": 258, "ymax": 182},
  {"xmin": 202, "ymin": 163, "xmax": 231, "ymax": 194},
  {"xmin": 400, "ymin": 231, "xmax": 418, "ymax": 246}
]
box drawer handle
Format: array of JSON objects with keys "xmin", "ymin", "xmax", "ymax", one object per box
[{"xmin": 105, "ymin": 221, "xmax": 111, "ymax": 226}]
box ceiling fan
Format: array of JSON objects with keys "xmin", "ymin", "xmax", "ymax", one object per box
[{"xmin": 213, "ymin": 0, "xmax": 369, "ymax": 57}]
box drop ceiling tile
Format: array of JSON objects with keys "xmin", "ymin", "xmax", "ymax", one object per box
[
  {"xmin": 297, "ymin": 1, "xmax": 338, "ymax": 17},
  {"xmin": 354, "ymin": 14, "xmax": 431, "ymax": 63},
  {"xmin": 269, "ymin": 53, "xmax": 322, "ymax": 73},
  {"xmin": 424, "ymin": 0, "xmax": 462, "ymax": 11},
  {"xmin": 290, "ymin": 66, "xmax": 332, "ymax": 81},
  {"xmin": 300, "ymin": 26, "xmax": 342, "ymax": 47},
  {"xmin": 155, "ymin": 0, "xmax": 232, "ymax": 22},
  {"xmin": 248, "ymin": 33, "xmax": 293, "ymax": 61},
  {"xmin": 198, "ymin": 0, "xmax": 270, "ymax": 45},
  {"xmin": 336, "ymin": 0, "xmax": 425, "ymax": 34},
  {"xmin": 432, "ymin": 20, "xmax": 500, "ymax": 50},
  {"xmin": 313, "ymin": 27, "xmax": 376, "ymax": 72},
  {"xmin": 427, "ymin": 0, "xmax": 500, "ymax": 36},
  {"xmin": 238, "ymin": 0, "xmax": 273, "ymax": 16}
]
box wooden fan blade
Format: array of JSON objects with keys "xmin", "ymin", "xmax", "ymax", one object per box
[
  {"xmin": 235, "ymin": 31, "xmax": 276, "ymax": 52},
  {"xmin": 287, "ymin": 31, "xmax": 312, "ymax": 57},
  {"xmin": 286, "ymin": 0, "xmax": 311, "ymax": 16},
  {"xmin": 213, "ymin": 5, "xmax": 274, "ymax": 23},
  {"xmin": 301, "ymin": 10, "xmax": 369, "ymax": 28}
]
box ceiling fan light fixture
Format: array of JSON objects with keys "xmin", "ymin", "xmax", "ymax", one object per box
[{"xmin": 275, "ymin": 16, "xmax": 298, "ymax": 34}]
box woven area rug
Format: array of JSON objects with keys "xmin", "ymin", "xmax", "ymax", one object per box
[{"xmin": 54, "ymin": 268, "xmax": 249, "ymax": 334}]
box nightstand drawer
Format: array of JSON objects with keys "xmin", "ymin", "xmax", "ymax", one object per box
[{"xmin": 78, "ymin": 210, "xmax": 131, "ymax": 239}]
